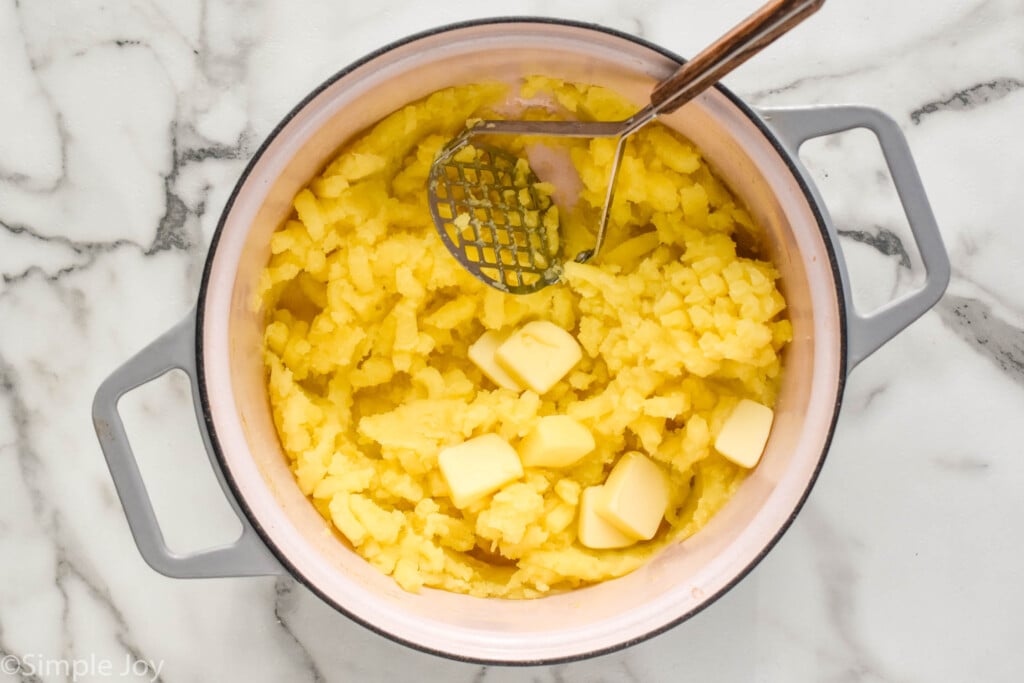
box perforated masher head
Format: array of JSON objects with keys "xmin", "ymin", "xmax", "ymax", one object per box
[{"xmin": 427, "ymin": 135, "xmax": 563, "ymax": 294}]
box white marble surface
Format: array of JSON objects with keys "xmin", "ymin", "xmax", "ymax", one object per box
[{"xmin": 1, "ymin": 0, "xmax": 1022, "ymax": 680}]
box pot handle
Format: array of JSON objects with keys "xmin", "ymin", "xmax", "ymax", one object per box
[
  {"xmin": 92, "ymin": 309, "xmax": 282, "ymax": 578},
  {"xmin": 760, "ymin": 105, "xmax": 950, "ymax": 370}
]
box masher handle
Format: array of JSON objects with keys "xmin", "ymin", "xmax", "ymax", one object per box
[{"xmin": 649, "ymin": 0, "xmax": 826, "ymax": 114}]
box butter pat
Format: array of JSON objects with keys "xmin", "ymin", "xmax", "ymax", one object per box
[
  {"xmin": 598, "ymin": 452, "xmax": 669, "ymax": 541},
  {"xmin": 495, "ymin": 320, "xmax": 582, "ymax": 394},
  {"xmin": 578, "ymin": 486, "xmax": 635, "ymax": 549},
  {"xmin": 438, "ymin": 434, "xmax": 524, "ymax": 508},
  {"xmin": 518, "ymin": 416, "xmax": 595, "ymax": 468},
  {"xmin": 714, "ymin": 399, "xmax": 774, "ymax": 468},
  {"xmin": 468, "ymin": 329, "xmax": 524, "ymax": 391}
]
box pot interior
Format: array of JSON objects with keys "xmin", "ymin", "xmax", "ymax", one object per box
[{"xmin": 199, "ymin": 21, "xmax": 843, "ymax": 663}]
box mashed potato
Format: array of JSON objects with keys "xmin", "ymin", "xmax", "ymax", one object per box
[{"xmin": 258, "ymin": 77, "xmax": 792, "ymax": 598}]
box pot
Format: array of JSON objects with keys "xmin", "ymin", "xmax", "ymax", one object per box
[{"xmin": 92, "ymin": 18, "xmax": 950, "ymax": 664}]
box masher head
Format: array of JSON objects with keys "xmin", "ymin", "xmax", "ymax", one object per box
[{"xmin": 428, "ymin": 137, "xmax": 563, "ymax": 294}]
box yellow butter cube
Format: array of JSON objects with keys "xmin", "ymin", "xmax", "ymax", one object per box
[
  {"xmin": 438, "ymin": 434, "xmax": 524, "ymax": 509},
  {"xmin": 495, "ymin": 320, "xmax": 583, "ymax": 394},
  {"xmin": 714, "ymin": 399, "xmax": 774, "ymax": 468},
  {"xmin": 518, "ymin": 416, "xmax": 595, "ymax": 468},
  {"xmin": 598, "ymin": 452, "xmax": 669, "ymax": 541},
  {"xmin": 468, "ymin": 329, "xmax": 524, "ymax": 392},
  {"xmin": 578, "ymin": 486, "xmax": 635, "ymax": 550}
]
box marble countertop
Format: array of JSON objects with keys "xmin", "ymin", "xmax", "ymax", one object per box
[{"xmin": 2, "ymin": 0, "xmax": 1022, "ymax": 680}]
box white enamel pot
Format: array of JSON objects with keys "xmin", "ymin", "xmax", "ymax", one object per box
[{"xmin": 93, "ymin": 19, "xmax": 950, "ymax": 665}]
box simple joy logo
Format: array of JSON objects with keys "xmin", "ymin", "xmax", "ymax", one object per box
[{"xmin": 0, "ymin": 653, "xmax": 164, "ymax": 681}]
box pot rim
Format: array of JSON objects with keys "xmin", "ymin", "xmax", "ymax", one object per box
[{"xmin": 194, "ymin": 16, "xmax": 848, "ymax": 665}]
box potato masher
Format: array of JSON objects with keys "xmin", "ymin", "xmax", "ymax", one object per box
[{"xmin": 427, "ymin": 0, "xmax": 825, "ymax": 294}]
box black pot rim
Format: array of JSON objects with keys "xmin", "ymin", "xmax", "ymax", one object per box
[{"xmin": 194, "ymin": 15, "xmax": 848, "ymax": 667}]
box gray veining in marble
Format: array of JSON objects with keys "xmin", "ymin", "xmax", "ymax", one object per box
[
  {"xmin": 837, "ymin": 227, "xmax": 912, "ymax": 269},
  {"xmin": 910, "ymin": 77, "xmax": 1024, "ymax": 125},
  {"xmin": 937, "ymin": 293, "xmax": 1024, "ymax": 386},
  {"xmin": 273, "ymin": 578, "xmax": 327, "ymax": 683}
]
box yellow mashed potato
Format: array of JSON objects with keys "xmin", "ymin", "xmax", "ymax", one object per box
[{"xmin": 258, "ymin": 77, "xmax": 792, "ymax": 598}]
